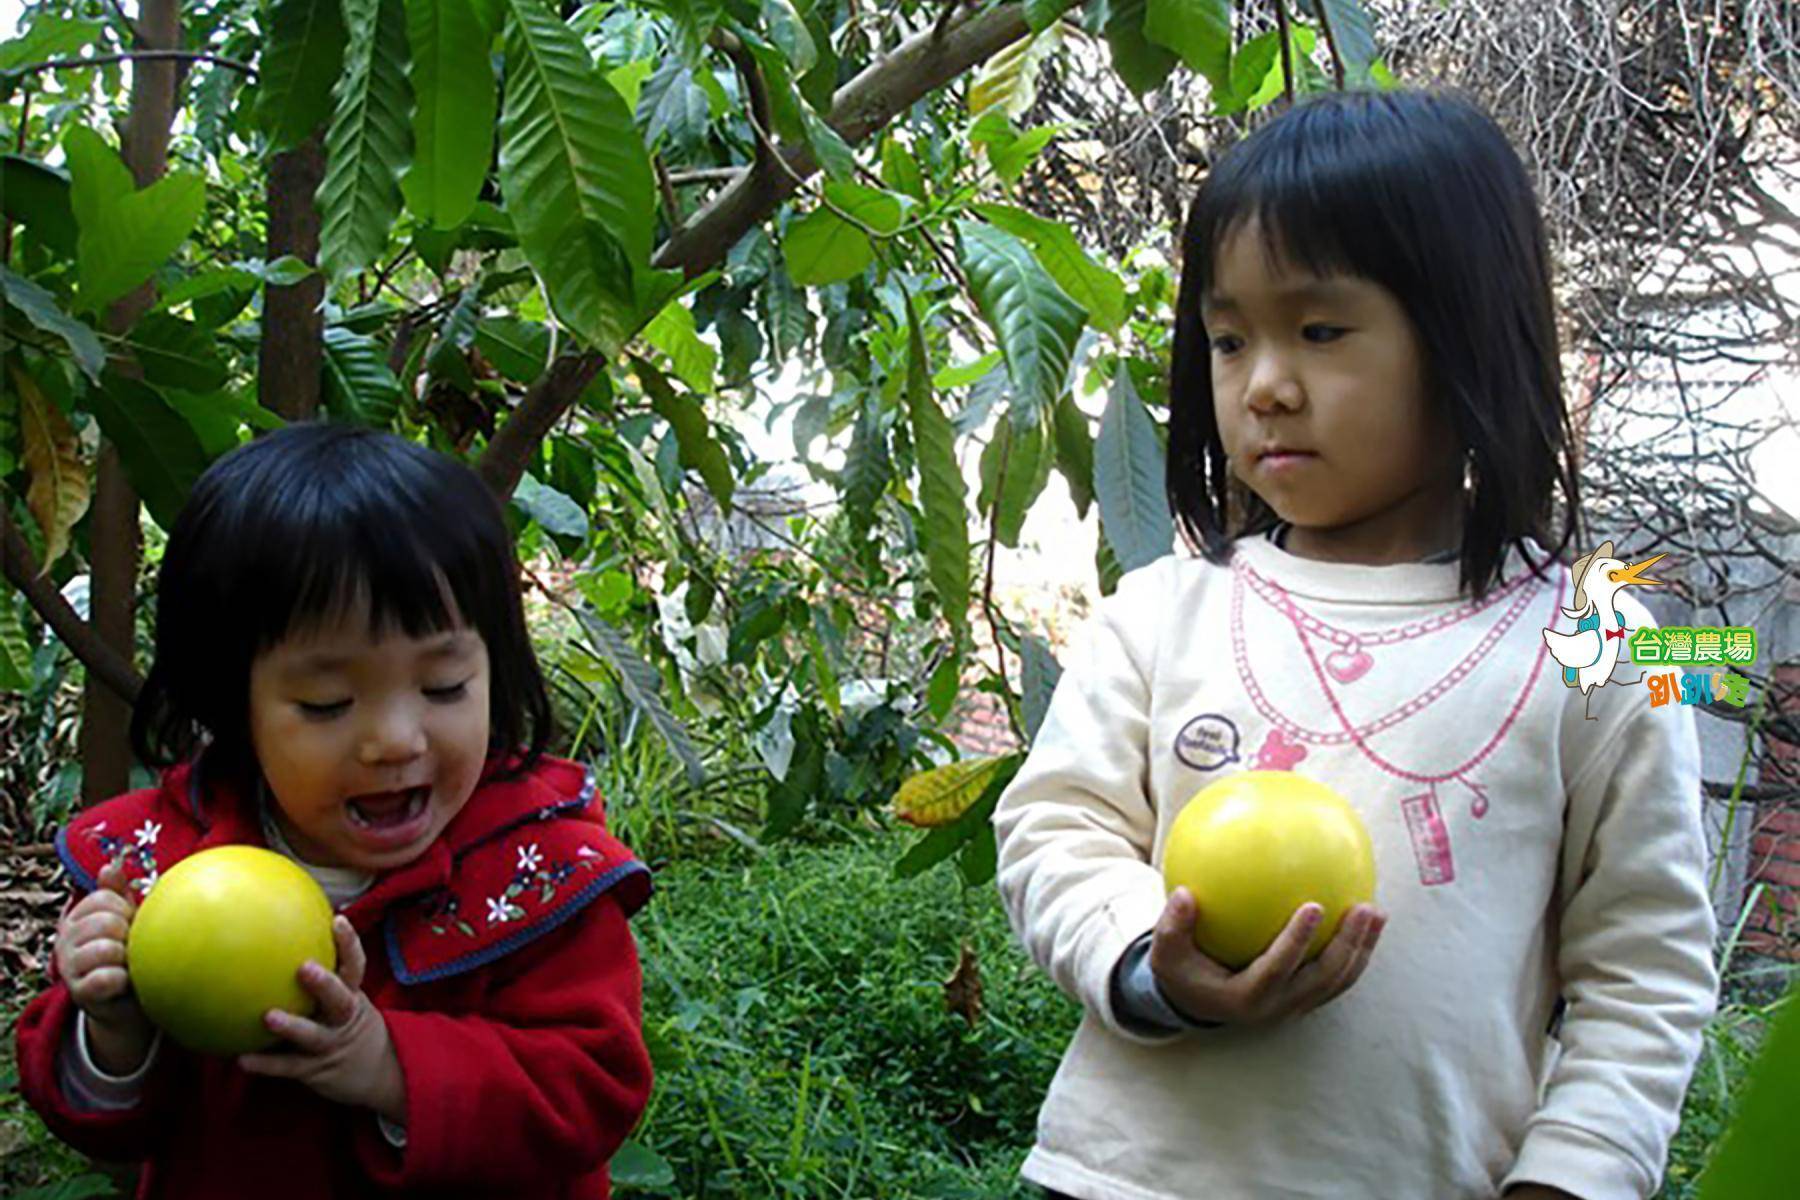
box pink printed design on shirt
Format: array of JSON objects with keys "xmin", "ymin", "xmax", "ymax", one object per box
[
  {"xmin": 1252, "ymin": 729, "xmax": 1308, "ymax": 771},
  {"xmin": 1401, "ymin": 792, "xmax": 1455, "ymax": 886}
]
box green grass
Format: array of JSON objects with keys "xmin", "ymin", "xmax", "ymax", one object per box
[{"xmin": 628, "ymin": 834, "xmax": 1076, "ymax": 1198}]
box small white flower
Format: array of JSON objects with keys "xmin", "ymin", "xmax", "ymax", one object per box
[
  {"xmin": 517, "ymin": 843, "xmax": 543, "ymax": 873},
  {"xmin": 133, "ymin": 869, "xmax": 158, "ymax": 896},
  {"xmin": 134, "ymin": 820, "xmax": 162, "ymax": 848},
  {"xmin": 486, "ymin": 895, "xmax": 524, "ymax": 924},
  {"xmin": 576, "ymin": 845, "xmax": 601, "ymax": 859}
]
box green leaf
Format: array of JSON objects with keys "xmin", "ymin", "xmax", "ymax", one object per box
[
  {"xmin": 0, "ymin": 591, "xmax": 32, "ymax": 692},
  {"xmin": 257, "ymin": 0, "xmax": 351, "ymax": 149},
  {"xmin": 823, "ymin": 182, "xmax": 904, "ymax": 234},
  {"xmin": 801, "ymin": 106, "xmax": 856, "ymax": 183},
  {"xmin": 573, "ymin": 608, "xmax": 706, "ymax": 786},
  {"xmin": 1022, "ymin": 0, "xmax": 1076, "ymax": 34},
  {"xmin": 511, "ymin": 473, "xmax": 589, "ymax": 538},
  {"xmin": 927, "ymin": 654, "xmax": 960, "ymax": 722},
  {"xmin": 957, "ymin": 219, "xmax": 1085, "ymax": 418},
  {"xmin": 759, "ymin": 267, "xmax": 811, "ymax": 359},
  {"xmin": 1316, "ymin": 0, "xmax": 1377, "ymax": 85},
  {"xmin": 1144, "ymin": 0, "xmax": 1231, "ymax": 91},
  {"xmin": 403, "ymin": 0, "xmax": 498, "ymax": 229},
  {"xmin": 904, "ymin": 291, "xmax": 970, "ymax": 638},
  {"xmin": 785, "ymin": 209, "xmax": 872, "ymax": 286},
  {"xmin": 1052, "ymin": 390, "xmax": 1095, "ymax": 519},
  {"xmin": 934, "ymin": 350, "xmax": 1003, "ymax": 390},
  {"xmin": 1, "ymin": 155, "xmax": 77, "ymax": 258},
  {"xmin": 322, "ymin": 325, "xmax": 404, "ymax": 425},
  {"xmin": 474, "ymin": 316, "xmax": 550, "ymax": 382},
  {"xmin": 1020, "ymin": 634, "xmax": 1062, "ymax": 742},
  {"xmin": 641, "ymin": 299, "xmax": 718, "ymax": 394},
  {"xmin": 1, "ymin": 267, "xmax": 104, "ymax": 381},
  {"xmin": 126, "ymin": 313, "xmax": 230, "ymax": 392},
  {"xmin": 499, "ymin": 0, "xmax": 656, "ymax": 352},
  {"xmin": 1219, "ymin": 29, "xmax": 1280, "ymax": 114},
  {"xmin": 969, "ymin": 113, "xmax": 1060, "ymax": 187},
  {"xmin": 164, "ymin": 389, "xmax": 271, "ymax": 458},
  {"xmin": 319, "ymin": 0, "xmax": 414, "ymax": 279},
  {"xmin": 0, "ymin": 17, "xmax": 104, "ymax": 72},
  {"xmin": 766, "ymin": 705, "xmax": 825, "ymax": 837},
  {"xmin": 980, "ymin": 413, "xmax": 1049, "ymax": 548},
  {"xmin": 843, "ymin": 395, "xmax": 890, "ymax": 540},
  {"xmin": 1699, "ymin": 982, "xmax": 1800, "ymax": 1200},
  {"xmin": 762, "ymin": 0, "xmax": 816, "ymax": 75},
  {"xmin": 609, "ymin": 1139, "xmax": 675, "ymax": 1190},
  {"xmin": 1104, "ymin": 0, "xmax": 1177, "ymax": 96},
  {"xmin": 65, "ymin": 126, "xmax": 205, "ymax": 314},
  {"xmin": 879, "ymin": 136, "xmax": 926, "ymax": 202},
  {"xmin": 86, "ymin": 372, "xmax": 210, "ymax": 530},
  {"xmin": 639, "ymin": 359, "xmax": 733, "ymax": 511},
  {"xmin": 1094, "ymin": 368, "xmax": 1172, "ymax": 572},
  {"xmin": 636, "ymin": 57, "xmax": 709, "ymax": 152},
  {"xmin": 973, "ymin": 202, "xmax": 1125, "ymax": 333}
]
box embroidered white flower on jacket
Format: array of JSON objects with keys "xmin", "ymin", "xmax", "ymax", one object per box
[
  {"xmin": 134, "ymin": 820, "xmax": 162, "ymax": 848},
  {"xmin": 486, "ymin": 895, "xmax": 525, "ymax": 924},
  {"xmin": 517, "ymin": 843, "xmax": 542, "ymax": 873},
  {"xmin": 576, "ymin": 845, "xmax": 601, "ymax": 859},
  {"xmin": 133, "ymin": 868, "xmax": 159, "ymax": 896}
]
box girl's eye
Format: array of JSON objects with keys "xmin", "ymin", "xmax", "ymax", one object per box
[
  {"xmin": 298, "ymin": 700, "xmax": 351, "ymax": 719},
  {"xmin": 424, "ymin": 681, "xmax": 470, "ymax": 703},
  {"xmin": 1303, "ymin": 324, "xmax": 1347, "ymax": 344},
  {"xmin": 1209, "ymin": 334, "xmax": 1242, "ymax": 355}
]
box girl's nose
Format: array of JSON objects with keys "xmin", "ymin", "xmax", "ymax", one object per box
[
  {"xmin": 1244, "ymin": 354, "xmax": 1304, "ymax": 415},
  {"xmin": 359, "ymin": 707, "xmax": 427, "ymax": 764}
]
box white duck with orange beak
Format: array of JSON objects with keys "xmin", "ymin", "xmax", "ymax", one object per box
[{"xmin": 1542, "ymin": 541, "xmax": 1667, "ymax": 721}]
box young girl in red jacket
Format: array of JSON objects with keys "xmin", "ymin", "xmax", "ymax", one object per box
[{"xmin": 16, "ymin": 422, "xmax": 653, "ymax": 1199}]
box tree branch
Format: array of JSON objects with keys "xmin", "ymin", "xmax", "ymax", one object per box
[
  {"xmin": 1, "ymin": 505, "xmax": 142, "ymax": 703},
  {"xmin": 474, "ymin": 3, "xmax": 1031, "ymax": 500},
  {"xmin": 3, "ymin": 50, "xmax": 256, "ymax": 79}
]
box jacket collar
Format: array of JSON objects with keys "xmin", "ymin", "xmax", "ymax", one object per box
[{"xmin": 165, "ymin": 753, "xmax": 593, "ymax": 932}]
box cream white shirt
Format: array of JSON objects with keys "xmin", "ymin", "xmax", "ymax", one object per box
[{"xmin": 994, "ymin": 541, "xmax": 1719, "ymax": 1200}]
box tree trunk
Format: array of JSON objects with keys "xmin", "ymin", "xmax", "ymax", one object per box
[
  {"xmin": 79, "ymin": 0, "xmax": 183, "ymax": 804},
  {"xmin": 259, "ymin": 132, "xmax": 327, "ymax": 421}
]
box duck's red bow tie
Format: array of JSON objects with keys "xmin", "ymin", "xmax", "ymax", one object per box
[{"xmin": 1604, "ymin": 627, "xmax": 1628, "ymax": 641}]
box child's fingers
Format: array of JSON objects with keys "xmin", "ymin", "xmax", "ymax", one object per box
[
  {"xmin": 257, "ymin": 1005, "xmax": 337, "ymax": 1057},
  {"xmin": 72, "ymin": 965, "xmax": 132, "ymax": 1004},
  {"xmin": 66, "ymin": 935, "xmax": 130, "ymax": 979},
  {"xmin": 1148, "ymin": 889, "xmax": 1230, "ymax": 982},
  {"xmin": 1312, "ymin": 907, "xmax": 1387, "ymax": 1006},
  {"xmin": 95, "ymin": 859, "xmax": 137, "ymax": 907},
  {"xmin": 332, "ymin": 916, "xmax": 366, "ymax": 992},
  {"xmin": 1238, "ymin": 903, "xmax": 1322, "ymax": 1002},
  {"xmin": 298, "ymin": 959, "xmax": 361, "ymax": 1026}
]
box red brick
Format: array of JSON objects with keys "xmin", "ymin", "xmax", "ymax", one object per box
[
  {"xmin": 1750, "ymin": 833, "xmax": 1800, "ymax": 864},
  {"xmin": 1752, "ymin": 860, "xmax": 1800, "ymax": 889}
]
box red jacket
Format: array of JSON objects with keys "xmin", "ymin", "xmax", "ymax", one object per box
[{"xmin": 15, "ymin": 754, "xmax": 654, "ymax": 1199}]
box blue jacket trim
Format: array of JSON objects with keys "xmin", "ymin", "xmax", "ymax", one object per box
[
  {"xmin": 384, "ymin": 859, "xmax": 652, "ymax": 986},
  {"xmin": 56, "ymin": 825, "xmax": 94, "ymax": 892}
]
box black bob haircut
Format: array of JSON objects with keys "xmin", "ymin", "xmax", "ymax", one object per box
[
  {"xmin": 1167, "ymin": 88, "xmax": 1585, "ymax": 600},
  {"xmin": 131, "ymin": 422, "xmax": 553, "ymax": 787}
]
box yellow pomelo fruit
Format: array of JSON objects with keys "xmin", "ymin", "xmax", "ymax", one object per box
[
  {"xmin": 126, "ymin": 846, "xmax": 336, "ymax": 1056},
  {"xmin": 1162, "ymin": 771, "xmax": 1376, "ymax": 969}
]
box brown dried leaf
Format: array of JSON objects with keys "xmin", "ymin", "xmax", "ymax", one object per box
[
  {"xmin": 14, "ymin": 361, "xmax": 91, "ymax": 571},
  {"xmin": 943, "ymin": 938, "xmax": 983, "ymax": 1028}
]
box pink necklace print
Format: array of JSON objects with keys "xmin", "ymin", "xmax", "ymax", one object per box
[{"xmin": 1231, "ymin": 560, "xmax": 1567, "ymax": 886}]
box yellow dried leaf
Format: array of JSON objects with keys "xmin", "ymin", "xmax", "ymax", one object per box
[
  {"xmin": 893, "ymin": 755, "xmax": 1006, "ymax": 828},
  {"xmin": 13, "ymin": 361, "xmax": 90, "ymax": 572},
  {"xmin": 968, "ymin": 35, "xmax": 1033, "ymax": 120}
]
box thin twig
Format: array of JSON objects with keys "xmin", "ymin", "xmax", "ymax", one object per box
[{"xmin": 4, "ymin": 49, "xmax": 256, "ymax": 78}]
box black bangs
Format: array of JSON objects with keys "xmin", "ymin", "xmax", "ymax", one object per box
[
  {"xmin": 131, "ymin": 422, "xmax": 552, "ymax": 784},
  {"xmin": 1168, "ymin": 88, "xmax": 1585, "ymax": 601}
]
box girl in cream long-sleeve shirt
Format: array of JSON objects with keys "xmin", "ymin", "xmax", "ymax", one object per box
[{"xmin": 995, "ymin": 89, "xmax": 1717, "ymax": 1200}]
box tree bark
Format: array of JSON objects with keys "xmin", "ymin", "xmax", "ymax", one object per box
[
  {"xmin": 79, "ymin": 0, "xmax": 182, "ymax": 803},
  {"xmin": 259, "ymin": 131, "xmax": 327, "ymax": 420},
  {"xmin": 473, "ymin": 3, "xmax": 1031, "ymax": 500}
]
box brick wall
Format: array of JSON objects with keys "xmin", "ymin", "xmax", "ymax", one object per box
[{"xmin": 1743, "ymin": 662, "xmax": 1800, "ymax": 959}]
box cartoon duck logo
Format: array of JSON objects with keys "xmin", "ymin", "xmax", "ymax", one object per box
[{"xmin": 1541, "ymin": 541, "xmax": 1666, "ymax": 721}]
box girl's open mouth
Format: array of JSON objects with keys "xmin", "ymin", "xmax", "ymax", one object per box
[{"xmin": 346, "ymin": 785, "xmax": 431, "ymax": 841}]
